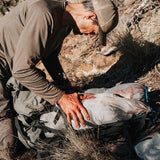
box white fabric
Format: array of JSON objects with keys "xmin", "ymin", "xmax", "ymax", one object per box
[
  {"xmin": 135, "ymin": 133, "xmax": 160, "ymax": 160},
  {"xmin": 40, "ymin": 83, "xmax": 150, "ymax": 138}
]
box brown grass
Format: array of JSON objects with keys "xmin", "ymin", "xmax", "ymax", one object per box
[{"xmin": 51, "ymin": 128, "xmax": 114, "ymax": 160}]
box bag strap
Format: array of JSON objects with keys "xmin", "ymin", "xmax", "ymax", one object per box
[
  {"xmin": 30, "ymin": 120, "xmax": 65, "ymax": 136},
  {"xmin": 14, "ymin": 116, "xmax": 34, "ymax": 148}
]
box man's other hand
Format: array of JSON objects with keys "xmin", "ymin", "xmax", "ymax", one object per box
[{"xmin": 58, "ymin": 92, "xmax": 94, "ymax": 128}]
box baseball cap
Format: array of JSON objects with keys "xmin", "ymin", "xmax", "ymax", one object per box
[{"xmin": 66, "ymin": 0, "xmax": 118, "ymax": 46}]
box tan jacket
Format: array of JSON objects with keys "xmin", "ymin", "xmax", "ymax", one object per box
[{"xmin": 0, "ymin": 0, "xmax": 71, "ymax": 104}]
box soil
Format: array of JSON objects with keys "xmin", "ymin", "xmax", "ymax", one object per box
[{"xmin": 0, "ymin": 0, "xmax": 160, "ymax": 159}]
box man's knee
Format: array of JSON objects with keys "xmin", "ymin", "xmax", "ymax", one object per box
[{"xmin": 0, "ymin": 118, "xmax": 14, "ymax": 151}]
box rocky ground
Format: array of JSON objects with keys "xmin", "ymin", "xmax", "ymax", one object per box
[
  {"xmin": 59, "ymin": 0, "xmax": 160, "ymax": 90},
  {"xmin": 0, "ymin": 0, "xmax": 160, "ymax": 159}
]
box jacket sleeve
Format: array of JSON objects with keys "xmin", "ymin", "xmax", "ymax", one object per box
[{"xmin": 12, "ymin": 5, "xmax": 64, "ymax": 105}]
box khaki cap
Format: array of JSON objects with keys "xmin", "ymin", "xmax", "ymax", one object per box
[{"xmin": 67, "ymin": 0, "xmax": 118, "ymax": 46}]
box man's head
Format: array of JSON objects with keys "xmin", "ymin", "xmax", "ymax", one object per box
[{"xmin": 66, "ymin": 0, "xmax": 118, "ymax": 46}]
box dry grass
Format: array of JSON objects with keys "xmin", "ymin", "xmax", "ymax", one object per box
[
  {"xmin": 26, "ymin": 125, "xmax": 119, "ymax": 160},
  {"xmin": 50, "ymin": 127, "xmax": 116, "ymax": 160}
]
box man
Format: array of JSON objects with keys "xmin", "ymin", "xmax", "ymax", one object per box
[{"xmin": 0, "ymin": 0, "xmax": 118, "ymax": 152}]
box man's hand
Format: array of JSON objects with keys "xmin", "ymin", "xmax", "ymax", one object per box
[{"xmin": 58, "ymin": 92, "xmax": 95, "ymax": 128}]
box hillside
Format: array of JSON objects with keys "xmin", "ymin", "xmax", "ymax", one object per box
[{"xmin": 0, "ymin": 0, "xmax": 160, "ymax": 159}]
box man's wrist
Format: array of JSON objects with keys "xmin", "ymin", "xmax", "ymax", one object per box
[{"xmin": 57, "ymin": 92, "xmax": 66, "ymax": 104}]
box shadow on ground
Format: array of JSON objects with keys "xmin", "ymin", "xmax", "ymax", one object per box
[{"xmin": 83, "ymin": 33, "xmax": 160, "ymax": 89}]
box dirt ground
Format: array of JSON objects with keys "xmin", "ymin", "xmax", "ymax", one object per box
[{"xmin": 0, "ymin": 0, "xmax": 160, "ymax": 159}]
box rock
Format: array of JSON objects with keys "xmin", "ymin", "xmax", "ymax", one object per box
[
  {"xmin": 10, "ymin": 0, "xmax": 17, "ymax": 6},
  {"xmin": 75, "ymin": 71, "xmax": 84, "ymax": 79},
  {"xmin": 94, "ymin": 56, "xmax": 107, "ymax": 70},
  {"xmin": 99, "ymin": 46, "xmax": 119, "ymax": 56},
  {"xmin": 78, "ymin": 63, "xmax": 93, "ymax": 72}
]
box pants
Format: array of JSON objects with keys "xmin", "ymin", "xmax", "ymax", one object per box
[
  {"xmin": 0, "ymin": 55, "xmax": 13, "ymax": 150},
  {"xmin": 0, "ymin": 53, "xmax": 70, "ymax": 150}
]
